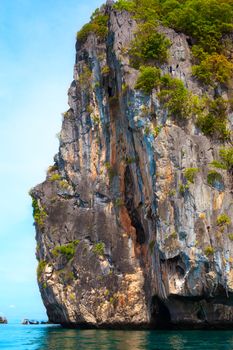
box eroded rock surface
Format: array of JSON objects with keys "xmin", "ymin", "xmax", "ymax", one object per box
[{"xmin": 32, "ymin": 4, "xmax": 233, "ymax": 328}]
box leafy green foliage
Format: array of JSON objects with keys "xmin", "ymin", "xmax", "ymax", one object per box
[
  {"xmin": 130, "ymin": 23, "xmax": 170, "ymax": 69},
  {"xmin": 158, "ymin": 75, "xmax": 198, "ymax": 119},
  {"xmin": 228, "ymin": 234, "xmax": 233, "ymax": 241},
  {"xmin": 204, "ymin": 246, "xmax": 214, "ymax": 256},
  {"xmin": 93, "ymin": 242, "xmax": 105, "ymax": 256},
  {"xmin": 77, "ymin": 9, "xmax": 109, "ymax": 43},
  {"xmin": 161, "ymin": 0, "xmax": 233, "ymax": 54},
  {"xmin": 179, "ymin": 182, "xmax": 189, "ymax": 195},
  {"xmin": 47, "ymin": 165, "xmax": 58, "ymax": 174},
  {"xmin": 217, "ymin": 213, "xmax": 231, "ymax": 226},
  {"xmin": 48, "ymin": 173, "xmax": 62, "ymax": 182},
  {"xmin": 184, "ymin": 168, "xmax": 199, "ymax": 184},
  {"xmin": 218, "ymin": 148, "xmax": 233, "ymax": 171},
  {"xmin": 192, "ymin": 54, "xmax": 233, "ymax": 86},
  {"xmin": 113, "ymin": 0, "xmax": 136, "ymax": 12},
  {"xmin": 170, "ymin": 231, "xmax": 178, "ymax": 239},
  {"xmin": 115, "ymin": 0, "xmax": 233, "ymax": 52},
  {"xmin": 196, "ymin": 115, "xmax": 229, "ymax": 141},
  {"xmin": 37, "ymin": 261, "xmax": 47, "ymax": 280},
  {"xmin": 211, "ymin": 148, "xmax": 233, "ymax": 171},
  {"xmin": 114, "ymin": 0, "xmax": 233, "ymax": 89},
  {"xmin": 52, "ymin": 241, "xmax": 80, "ymax": 261},
  {"xmin": 135, "ymin": 66, "xmax": 161, "ymax": 94},
  {"xmin": 31, "ymin": 198, "xmax": 47, "ymax": 228},
  {"xmin": 136, "ymin": 70, "xmax": 201, "ymax": 119},
  {"xmin": 59, "ymin": 180, "xmax": 70, "ymax": 189},
  {"xmin": 196, "ymin": 97, "xmax": 230, "ymax": 140},
  {"xmin": 79, "ymin": 65, "xmax": 92, "ymax": 88},
  {"xmin": 101, "ymin": 65, "xmax": 110, "ymax": 75}
]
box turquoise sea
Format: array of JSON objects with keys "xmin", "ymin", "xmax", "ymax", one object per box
[{"xmin": 1, "ymin": 324, "xmax": 233, "ymax": 349}]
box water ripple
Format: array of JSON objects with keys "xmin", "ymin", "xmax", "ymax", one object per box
[{"xmin": 1, "ymin": 324, "xmax": 233, "ymax": 350}]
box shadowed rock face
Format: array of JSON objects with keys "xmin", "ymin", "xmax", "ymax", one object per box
[{"xmin": 31, "ymin": 4, "xmax": 233, "ymax": 329}]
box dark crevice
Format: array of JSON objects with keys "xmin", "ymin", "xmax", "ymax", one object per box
[
  {"xmin": 151, "ymin": 296, "xmax": 171, "ymax": 329},
  {"xmin": 108, "ymin": 86, "xmax": 114, "ymax": 97},
  {"xmin": 124, "ymin": 166, "xmax": 146, "ymax": 245}
]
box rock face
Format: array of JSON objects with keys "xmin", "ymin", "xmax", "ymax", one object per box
[{"xmin": 32, "ymin": 4, "xmax": 233, "ymax": 328}]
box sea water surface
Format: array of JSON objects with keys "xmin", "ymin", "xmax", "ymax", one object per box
[{"xmin": 1, "ymin": 324, "xmax": 233, "ymax": 350}]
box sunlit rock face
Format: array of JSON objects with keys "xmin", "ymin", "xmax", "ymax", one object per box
[{"xmin": 31, "ymin": 4, "xmax": 233, "ymax": 329}]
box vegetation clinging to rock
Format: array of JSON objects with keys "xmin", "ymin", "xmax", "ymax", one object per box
[
  {"xmin": 196, "ymin": 98, "xmax": 230, "ymax": 141},
  {"xmin": 52, "ymin": 241, "xmax": 80, "ymax": 261},
  {"xmin": 77, "ymin": 8, "xmax": 109, "ymax": 43},
  {"xmin": 31, "ymin": 198, "xmax": 47, "ymax": 228},
  {"xmin": 136, "ymin": 70, "xmax": 202, "ymax": 120},
  {"xmin": 217, "ymin": 213, "xmax": 231, "ymax": 226},
  {"xmin": 211, "ymin": 148, "xmax": 233, "ymax": 172},
  {"xmin": 114, "ymin": 0, "xmax": 233, "ymax": 88},
  {"xmin": 93, "ymin": 242, "xmax": 105, "ymax": 256},
  {"xmin": 204, "ymin": 246, "xmax": 215, "ymax": 256},
  {"xmin": 192, "ymin": 54, "xmax": 233, "ymax": 86},
  {"xmin": 129, "ymin": 23, "xmax": 170, "ymax": 69},
  {"xmin": 37, "ymin": 261, "xmax": 47, "ymax": 280},
  {"xmin": 184, "ymin": 168, "xmax": 199, "ymax": 184},
  {"xmin": 135, "ymin": 66, "xmax": 161, "ymax": 94}
]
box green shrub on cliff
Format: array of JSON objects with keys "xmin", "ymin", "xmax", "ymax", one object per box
[
  {"xmin": 161, "ymin": 0, "xmax": 233, "ymax": 54},
  {"xmin": 113, "ymin": 0, "xmax": 136, "ymax": 12},
  {"xmin": 52, "ymin": 241, "xmax": 80, "ymax": 261},
  {"xmin": 79, "ymin": 65, "xmax": 92, "ymax": 88},
  {"xmin": 48, "ymin": 173, "xmax": 62, "ymax": 182},
  {"xmin": 31, "ymin": 198, "xmax": 47, "ymax": 228},
  {"xmin": 217, "ymin": 213, "xmax": 231, "ymax": 226},
  {"xmin": 93, "ymin": 242, "xmax": 105, "ymax": 256},
  {"xmin": 114, "ymin": 0, "xmax": 233, "ymax": 51},
  {"xmin": 37, "ymin": 261, "xmax": 47, "ymax": 280},
  {"xmin": 196, "ymin": 98, "xmax": 230, "ymax": 140},
  {"xmin": 158, "ymin": 75, "xmax": 201, "ymax": 120},
  {"xmin": 135, "ymin": 66, "xmax": 161, "ymax": 94},
  {"xmin": 179, "ymin": 182, "xmax": 189, "ymax": 195},
  {"xmin": 136, "ymin": 68, "xmax": 203, "ymax": 119},
  {"xmin": 101, "ymin": 65, "xmax": 110, "ymax": 75},
  {"xmin": 114, "ymin": 0, "xmax": 233, "ymax": 81},
  {"xmin": 129, "ymin": 23, "xmax": 170, "ymax": 69},
  {"xmin": 158, "ymin": 75, "xmax": 189, "ymax": 118},
  {"xmin": 192, "ymin": 54, "xmax": 233, "ymax": 86},
  {"xmin": 184, "ymin": 168, "xmax": 199, "ymax": 184},
  {"xmin": 204, "ymin": 246, "xmax": 214, "ymax": 256},
  {"xmin": 77, "ymin": 9, "xmax": 109, "ymax": 43},
  {"xmin": 211, "ymin": 148, "xmax": 233, "ymax": 172}
]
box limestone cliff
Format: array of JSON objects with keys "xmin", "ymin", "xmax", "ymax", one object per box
[{"xmin": 31, "ymin": 2, "xmax": 233, "ymax": 328}]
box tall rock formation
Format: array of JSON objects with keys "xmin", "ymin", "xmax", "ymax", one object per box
[{"xmin": 31, "ymin": 2, "xmax": 233, "ymax": 328}]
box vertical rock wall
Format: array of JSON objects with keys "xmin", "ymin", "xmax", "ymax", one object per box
[{"xmin": 32, "ymin": 5, "xmax": 233, "ymax": 328}]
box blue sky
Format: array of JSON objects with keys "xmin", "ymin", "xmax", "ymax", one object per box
[{"xmin": 0, "ymin": 0, "xmax": 103, "ymax": 321}]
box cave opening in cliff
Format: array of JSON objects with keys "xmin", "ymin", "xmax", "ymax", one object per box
[
  {"xmin": 124, "ymin": 166, "xmax": 146, "ymax": 245},
  {"xmin": 151, "ymin": 296, "xmax": 171, "ymax": 329}
]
